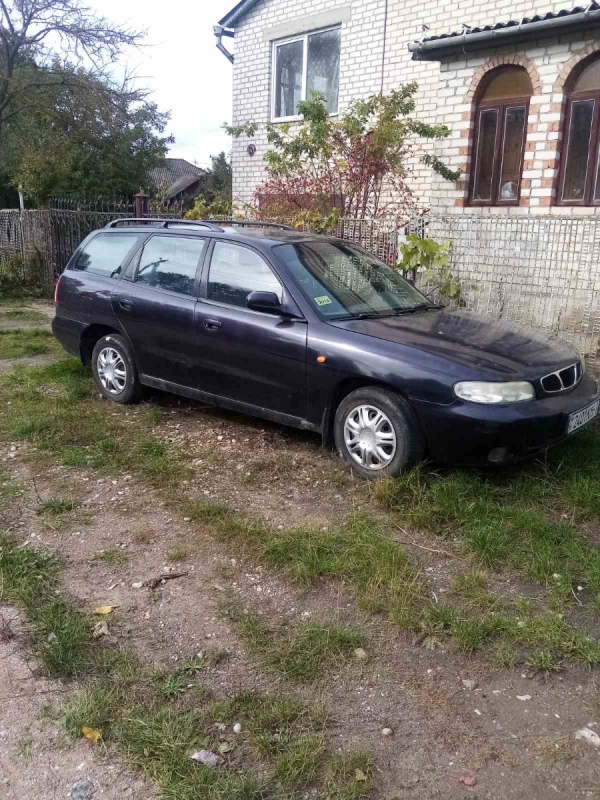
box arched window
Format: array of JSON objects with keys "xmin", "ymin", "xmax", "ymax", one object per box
[
  {"xmin": 558, "ymin": 57, "xmax": 600, "ymax": 205},
  {"xmin": 470, "ymin": 67, "xmax": 533, "ymax": 206}
]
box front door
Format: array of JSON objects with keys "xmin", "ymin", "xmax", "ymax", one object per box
[
  {"xmin": 112, "ymin": 233, "xmax": 207, "ymax": 386},
  {"xmin": 194, "ymin": 240, "xmax": 307, "ymax": 419}
]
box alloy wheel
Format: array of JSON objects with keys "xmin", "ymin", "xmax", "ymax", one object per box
[
  {"xmin": 343, "ymin": 404, "xmax": 397, "ymax": 470},
  {"xmin": 97, "ymin": 346, "xmax": 127, "ymax": 395}
]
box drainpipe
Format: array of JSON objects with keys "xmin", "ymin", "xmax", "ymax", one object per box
[
  {"xmin": 214, "ymin": 25, "xmax": 234, "ymax": 64},
  {"xmin": 380, "ymin": 0, "xmax": 389, "ymax": 94}
]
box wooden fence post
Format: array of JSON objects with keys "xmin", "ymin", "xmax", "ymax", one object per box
[{"xmin": 134, "ymin": 190, "xmax": 149, "ymax": 218}]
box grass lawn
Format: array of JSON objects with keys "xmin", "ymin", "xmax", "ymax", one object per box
[
  {"xmin": 0, "ymin": 328, "xmax": 60, "ymax": 359},
  {"xmin": 0, "ymin": 359, "xmax": 373, "ymax": 799},
  {"xmin": 0, "ymin": 308, "xmax": 50, "ymax": 324},
  {"xmin": 2, "ymin": 357, "xmax": 600, "ymax": 795},
  {"xmin": 1, "ymin": 358, "xmax": 600, "ymax": 672},
  {"xmin": 0, "ymin": 533, "xmax": 372, "ymax": 799}
]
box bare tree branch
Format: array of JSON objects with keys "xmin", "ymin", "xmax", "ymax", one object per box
[{"xmin": 0, "ymin": 0, "xmax": 144, "ymax": 133}]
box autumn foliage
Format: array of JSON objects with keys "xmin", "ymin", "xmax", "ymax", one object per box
[{"xmin": 230, "ymin": 83, "xmax": 459, "ymax": 221}]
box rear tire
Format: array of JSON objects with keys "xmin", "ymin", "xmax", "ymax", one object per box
[
  {"xmin": 334, "ymin": 387, "xmax": 424, "ymax": 479},
  {"xmin": 91, "ymin": 334, "xmax": 143, "ymax": 404}
]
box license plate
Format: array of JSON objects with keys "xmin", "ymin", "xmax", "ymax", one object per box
[{"xmin": 567, "ymin": 399, "xmax": 600, "ymax": 434}]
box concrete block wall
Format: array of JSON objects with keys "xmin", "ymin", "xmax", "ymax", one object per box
[{"xmin": 229, "ymin": 0, "xmax": 600, "ymax": 215}]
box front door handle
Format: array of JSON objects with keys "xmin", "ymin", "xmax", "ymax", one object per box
[
  {"xmin": 203, "ymin": 318, "xmax": 222, "ymax": 332},
  {"xmin": 119, "ymin": 299, "xmax": 134, "ymax": 311}
]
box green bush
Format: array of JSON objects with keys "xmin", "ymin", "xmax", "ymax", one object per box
[{"xmin": 0, "ymin": 250, "xmax": 51, "ymax": 297}]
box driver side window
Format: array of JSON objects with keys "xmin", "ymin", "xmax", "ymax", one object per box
[{"xmin": 207, "ymin": 242, "xmax": 282, "ymax": 309}]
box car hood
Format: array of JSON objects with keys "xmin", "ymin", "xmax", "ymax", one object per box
[{"xmin": 329, "ymin": 309, "xmax": 579, "ymax": 377}]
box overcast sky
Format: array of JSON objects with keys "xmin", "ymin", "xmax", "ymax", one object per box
[{"xmin": 91, "ymin": 0, "xmax": 235, "ymax": 169}]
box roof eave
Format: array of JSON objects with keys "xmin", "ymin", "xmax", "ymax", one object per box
[
  {"xmin": 218, "ymin": 0, "xmax": 259, "ymax": 28},
  {"xmin": 409, "ymin": 8, "xmax": 600, "ymax": 61}
]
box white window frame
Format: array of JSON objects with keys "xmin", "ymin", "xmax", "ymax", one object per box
[{"xmin": 271, "ymin": 25, "xmax": 341, "ymax": 123}]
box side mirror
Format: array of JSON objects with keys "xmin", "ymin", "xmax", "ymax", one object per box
[{"xmin": 246, "ymin": 290, "xmax": 282, "ymax": 314}]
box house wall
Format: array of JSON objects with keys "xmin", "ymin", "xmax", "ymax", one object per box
[
  {"xmin": 230, "ymin": 0, "xmax": 388, "ymax": 208},
  {"xmin": 429, "ymin": 34, "xmax": 600, "ymax": 215},
  {"xmin": 230, "ymin": 0, "xmax": 600, "ymax": 215}
]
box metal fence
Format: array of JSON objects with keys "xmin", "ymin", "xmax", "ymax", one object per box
[
  {"xmin": 0, "ymin": 210, "xmax": 54, "ymax": 293},
  {"xmin": 0, "ymin": 202, "xmax": 185, "ymax": 292},
  {"xmin": 428, "ymin": 215, "xmax": 600, "ymax": 376},
  {"xmin": 48, "ymin": 196, "xmax": 186, "ymax": 217},
  {"xmin": 0, "ymin": 207, "xmax": 599, "ymax": 374}
]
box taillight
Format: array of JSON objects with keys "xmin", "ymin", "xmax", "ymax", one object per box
[{"xmin": 54, "ymin": 275, "xmax": 62, "ymax": 305}]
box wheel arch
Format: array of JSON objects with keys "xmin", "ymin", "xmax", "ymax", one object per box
[
  {"xmin": 321, "ymin": 377, "xmax": 422, "ymax": 447},
  {"xmin": 80, "ymin": 323, "xmax": 122, "ymax": 365}
]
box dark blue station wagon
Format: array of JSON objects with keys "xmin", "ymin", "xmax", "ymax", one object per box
[{"xmin": 53, "ymin": 219, "xmax": 600, "ymax": 478}]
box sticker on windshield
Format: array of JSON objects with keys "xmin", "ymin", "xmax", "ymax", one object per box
[{"xmin": 314, "ymin": 295, "xmax": 332, "ymax": 307}]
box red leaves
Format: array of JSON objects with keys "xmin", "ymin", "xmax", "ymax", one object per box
[{"xmin": 251, "ymin": 91, "xmax": 433, "ymax": 220}]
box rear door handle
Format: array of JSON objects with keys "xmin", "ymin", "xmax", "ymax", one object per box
[
  {"xmin": 119, "ymin": 299, "xmax": 134, "ymax": 311},
  {"xmin": 203, "ymin": 319, "xmax": 222, "ymax": 332}
]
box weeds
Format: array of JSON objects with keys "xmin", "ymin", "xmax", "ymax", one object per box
[
  {"xmin": 1, "ymin": 308, "xmax": 49, "ymax": 324},
  {"xmin": 0, "ymin": 328, "xmax": 58, "ymax": 359},
  {"xmin": 323, "ymin": 752, "xmax": 373, "ymax": 799},
  {"xmin": 187, "ymin": 495, "xmax": 600, "ymax": 666},
  {"xmin": 374, "ymin": 433, "xmax": 600, "ymax": 611},
  {"xmin": 37, "ymin": 498, "xmax": 78, "ymax": 516},
  {"xmin": 494, "ymin": 642, "xmax": 518, "ymax": 669},
  {"xmin": 0, "ymin": 536, "xmax": 91, "ymax": 676},
  {"xmin": 0, "ymin": 359, "xmax": 189, "ymax": 488},
  {"xmin": 221, "ymin": 597, "xmax": 363, "ymax": 682},
  {"xmin": 187, "ymin": 501, "xmax": 425, "ymax": 627},
  {"xmin": 527, "ymin": 650, "xmax": 563, "ymax": 674},
  {"xmin": 64, "ymin": 678, "xmax": 369, "ymax": 798},
  {"xmin": 451, "ymin": 572, "xmax": 498, "ymax": 610},
  {"xmin": 159, "ymin": 674, "xmax": 188, "ymax": 699},
  {"xmin": 3, "ymin": 523, "xmax": 372, "ymax": 799},
  {"xmin": 166, "ymin": 548, "xmax": 187, "ymax": 562},
  {"xmin": 92, "ymin": 548, "xmax": 129, "ymax": 567}
]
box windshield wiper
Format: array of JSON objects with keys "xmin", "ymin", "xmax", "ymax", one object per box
[
  {"xmin": 331, "ymin": 304, "xmax": 444, "ymax": 321},
  {"xmin": 393, "ymin": 303, "xmax": 444, "ymax": 315},
  {"xmin": 329, "ymin": 311, "xmax": 394, "ymax": 321}
]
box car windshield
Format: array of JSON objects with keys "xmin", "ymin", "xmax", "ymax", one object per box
[{"xmin": 273, "ymin": 240, "xmax": 431, "ymax": 319}]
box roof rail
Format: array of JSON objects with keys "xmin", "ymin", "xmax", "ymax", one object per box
[
  {"xmin": 212, "ymin": 219, "xmax": 295, "ymax": 231},
  {"xmin": 104, "ymin": 218, "xmax": 225, "ymax": 232}
]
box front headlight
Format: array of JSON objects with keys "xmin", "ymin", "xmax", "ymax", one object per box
[{"xmin": 454, "ymin": 381, "xmax": 535, "ymax": 404}]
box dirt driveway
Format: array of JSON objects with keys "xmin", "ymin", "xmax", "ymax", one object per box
[{"xmin": 1, "ymin": 299, "xmax": 600, "ymax": 799}]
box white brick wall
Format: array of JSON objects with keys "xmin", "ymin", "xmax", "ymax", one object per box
[{"xmin": 229, "ymin": 0, "xmax": 600, "ymax": 216}]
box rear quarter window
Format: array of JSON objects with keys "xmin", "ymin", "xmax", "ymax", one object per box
[{"xmin": 73, "ymin": 233, "xmax": 143, "ymax": 277}]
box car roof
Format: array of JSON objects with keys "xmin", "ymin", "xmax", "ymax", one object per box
[
  {"xmin": 217, "ymin": 226, "xmax": 320, "ymax": 245},
  {"xmin": 98, "ymin": 219, "xmax": 329, "ymax": 248}
]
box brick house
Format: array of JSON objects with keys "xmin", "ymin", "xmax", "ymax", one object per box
[{"xmin": 214, "ymin": 0, "xmax": 600, "ymax": 217}]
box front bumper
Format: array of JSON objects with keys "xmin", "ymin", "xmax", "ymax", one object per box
[{"xmin": 413, "ymin": 374, "xmax": 599, "ymax": 465}]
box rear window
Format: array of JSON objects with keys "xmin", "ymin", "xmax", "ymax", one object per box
[
  {"xmin": 135, "ymin": 235, "xmax": 206, "ymax": 296},
  {"xmin": 73, "ymin": 233, "xmax": 143, "ymax": 277}
]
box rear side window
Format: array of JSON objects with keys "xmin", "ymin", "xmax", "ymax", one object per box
[
  {"xmin": 135, "ymin": 235, "xmax": 206, "ymax": 296},
  {"xmin": 74, "ymin": 233, "xmax": 142, "ymax": 277},
  {"xmin": 207, "ymin": 241, "xmax": 282, "ymax": 308}
]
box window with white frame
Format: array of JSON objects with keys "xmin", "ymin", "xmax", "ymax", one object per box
[{"xmin": 272, "ymin": 27, "xmax": 341, "ymax": 121}]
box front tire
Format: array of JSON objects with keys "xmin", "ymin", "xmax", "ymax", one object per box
[
  {"xmin": 91, "ymin": 334, "xmax": 143, "ymax": 404},
  {"xmin": 334, "ymin": 387, "xmax": 424, "ymax": 479}
]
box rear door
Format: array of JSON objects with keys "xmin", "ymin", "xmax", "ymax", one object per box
[
  {"xmin": 194, "ymin": 240, "xmax": 307, "ymax": 418},
  {"xmin": 61, "ymin": 232, "xmax": 145, "ymax": 321},
  {"xmin": 112, "ymin": 234, "xmax": 208, "ymax": 386}
]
